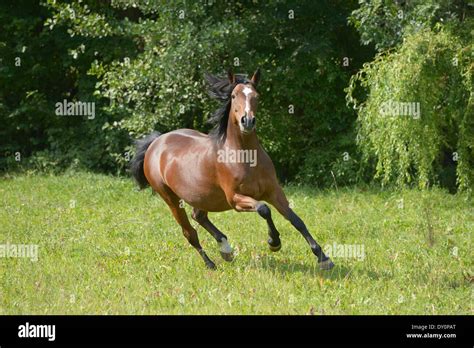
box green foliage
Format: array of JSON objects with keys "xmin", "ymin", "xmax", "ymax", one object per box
[
  {"xmin": 43, "ymin": 0, "xmax": 368, "ymax": 183},
  {"xmin": 349, "ymin": 0, "xmax": 471, "ymax": 51},
  {"xmin": 347, "ymin": 26, "xmax": 473, "ymax": 192},
  {"xmin": 0, "ymin": 0, "xmax": 132, "ymax": 174},
  {"xmin": 2, "ymin": 0, "xmax": 470, "ymax": 192}
]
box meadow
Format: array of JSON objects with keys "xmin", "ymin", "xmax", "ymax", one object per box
[{"xmin": 0, "ymin": 173, "xmax": 472, "ymax": 314}]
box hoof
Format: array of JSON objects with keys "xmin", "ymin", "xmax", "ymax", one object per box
[
  {"xmin": 268, "ymin": 243, "xmax": 282, "ymax": 252},
  {"xmin": 319, "ymin": 258, "xmax": 335, "ymax": 270},
  {"xmin": 220, "ymin": 251, "xmax": 234, "ymax": 262},
  {"xmin": 268, "ymin": 237, "xmax": 281, "ymax": 252}
]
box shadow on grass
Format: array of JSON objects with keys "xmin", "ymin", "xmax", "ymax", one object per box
[{"xmin": 251, "ymin": 255, "xmax": 384, "ymax": 281}]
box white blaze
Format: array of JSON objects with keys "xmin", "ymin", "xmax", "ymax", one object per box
[{"xmin": 243, "ymin": 86, "xmax": 253, "ymax": 114}]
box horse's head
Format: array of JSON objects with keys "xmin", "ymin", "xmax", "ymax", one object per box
[{"xmin": 228, "ymin": 69, "xmax": 261, "ymax": 135}]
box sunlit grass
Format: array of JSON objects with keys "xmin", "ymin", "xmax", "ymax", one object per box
[{"xmin": 0, "ymin": 173, "xmax": 472, "ymax": 314}]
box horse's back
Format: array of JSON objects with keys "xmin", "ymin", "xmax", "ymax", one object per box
[
  {"xmin": 147, "ymin": 128, "xmax": 213, "ymax": 171},
  {"xmin": 167, "ymin": 128, "xmax": 209, "ymax": 139},
  {"xmin": 148, "ymin": 129, "xmax": 211, "ymax": 155},
  {"xmin": 159, "ymin": 128, "xmax": 208, "ymax": 145}
]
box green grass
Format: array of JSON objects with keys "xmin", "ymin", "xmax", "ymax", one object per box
[{"xmin": 0, "ymin": 173, "xmax": 472, "ymax": 314}]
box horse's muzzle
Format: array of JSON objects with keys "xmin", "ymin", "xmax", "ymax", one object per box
[{"xmin": 240, "ymin": 115, "xmax": 256, "ymax": 133}]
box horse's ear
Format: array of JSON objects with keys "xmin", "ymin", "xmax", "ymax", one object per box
[
  {"xmin": 227, "ymin": 69, "xmax": 235, "ymax": 84},
  {"xmin": 250, "ymin": 68, "xmax": 261, "ymax": 86}
]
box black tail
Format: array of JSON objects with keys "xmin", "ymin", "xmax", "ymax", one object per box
[{"xmin": 130, "ymin": 131, "xmax": 161, "ymax": 189}]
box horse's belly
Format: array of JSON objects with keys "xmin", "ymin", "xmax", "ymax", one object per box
[
  {"xmin": 183, "ymin": 189, "xmax": 232, "ymax": 212},
  {"xmin": 164, "ymin": 168, "xmax": 231, "ymax": 212}
]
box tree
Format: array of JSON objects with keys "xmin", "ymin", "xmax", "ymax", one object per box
[
  {"xmin": 347, "ymin": 2, "xmax": 473, "ymax": 192},
  {"xmin": 44, "ymin": 0, "xmax": 369, "ymax": 185}
]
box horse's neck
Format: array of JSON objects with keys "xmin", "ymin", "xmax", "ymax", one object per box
[{"xmin": 224, "ymin": 123, "xmax": 260, "ymax": 150}]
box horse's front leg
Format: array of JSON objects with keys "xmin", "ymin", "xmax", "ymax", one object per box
[
  {"xmin": 268, "ymin": 187, "xmax": 334, "ymax": 270},
  {"xmin": 231, "ymin": 193, "xmax": 282, "ymax": 252}
]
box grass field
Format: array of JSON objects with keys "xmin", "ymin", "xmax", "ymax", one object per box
[{"xmin": 0, "ymin": 173, "xmax": 472, "ymax": 314}]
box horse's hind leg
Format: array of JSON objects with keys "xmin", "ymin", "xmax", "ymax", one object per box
[
  {"xmin": 155, "ymin": 186, "xmax": 216, "ymax": 270},
  {"xmin": 268, "ymin": 187, "xmax": 334, "ymax": 270},
  {"xmin": 192, "ymin": 208, "xmax": 234, "ymax": 262}
]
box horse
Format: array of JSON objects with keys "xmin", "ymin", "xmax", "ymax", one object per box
[{"xmin": 130, "ymin": 69, "xmax": 334, "ymax": 271}]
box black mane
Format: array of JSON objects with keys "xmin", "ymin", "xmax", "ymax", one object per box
[{"xmin": 205, "ymin": 72, "xmax": 251, "ymax": 143}]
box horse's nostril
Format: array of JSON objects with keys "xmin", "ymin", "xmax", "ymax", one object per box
[
  {"xmin": 241, "ymin": 116, "xmax": 246, "ymax": 124},
  {"xmin": 251, "ymin": 118, "xmax": 256, "ymax": 126}
]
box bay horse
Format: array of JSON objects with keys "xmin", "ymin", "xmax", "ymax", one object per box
[{"xmin": 130, "ymin": 69, "xmax": 334, "ymax": 271}]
